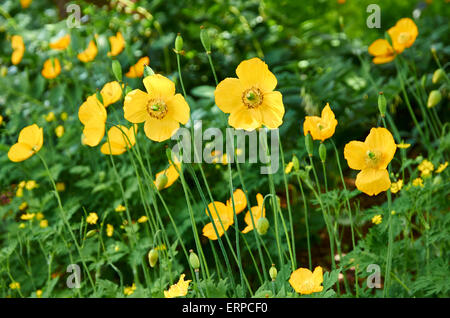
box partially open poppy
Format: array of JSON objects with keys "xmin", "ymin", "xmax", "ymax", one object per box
[{"xmin": 8, "ymin": 124, "xmax": 43, "ymax": 162}]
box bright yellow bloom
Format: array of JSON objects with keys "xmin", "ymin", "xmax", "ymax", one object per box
[
  {"xmin": 214, "ymin": 58, "xmax": 285, "ymax": 130},
  {"xmin": 124, "ymin": 74, "xmax": 190, "ymax": 142},
  {"xmin": 56, "ymin": 182, "xmax": 65, "ymax": 192},
  {"xmin": 40, "ymin": 220, "xmax": 48, "ymax": 228},
  {"xmin": 344, "ymin": 127, "xmax": 397, "ymax": 196},
  {"xmin": 19, "ymin": 223, "xmax": 26, "ymax": 229},
  {"xmin": 303, "ymin": 103, "xmax": 338, "ymax": 141},
  {"xmin": 125, "ymin": 56, "xmax": 150, "ymax": 78},
  {"xmin": 45, "ymin": 112, "xmax": 56, "ymax": 122},
  {"xmin": 124, "ymin": 283, "xmax": 136, "ymax": 296},
  {"xmin": 106, "ymin": 224, "xmax": 114, "ymax": 237},
  {"xmin": 372, "ymin": 214, "xmax": 382, "ymax": 225},
  {"xmin": 100, "ymin": 81, "xmax": 122, "ymax": 107},
  {"xmin": 436, "ymin": 162, "xmax": 448, "ymax": 173},
  {"xmin": 25, "ymin": 180, "xmax": 38, "ymax": 190},
  {"xmin": 115, "ymin": 204, "xmax": 126, "ymax": 212},
  {"xmin": 20, "ymin": 0, "xmax": 32, "ymax": 8},
  {"xmin": 397, "ymin": 142, "xmax": 411, "ymax": 149},
  {"xmin": 387, "ymin": 18, "xmax": 418, "ymax": 54},
  {"xmin": 0, "ymin": 115, "xmax": 3, "ymax": 126},
  {"xmin": 16, "ymin": 187, "xmax": 24, "ymax": 197},
  {"xmin": 11, "ymin": 35, "xmax": 25, "ymax": 65},
  {"xmin": 226, "ymin": 188, "xmax": 248, "ymax": 215},
  {"xmin": 77, "ymin": 40, "xmax": 98, "ymax": 63},
  {"xmin": 21, "ymin": 212, "xmax": 35, "ymax": 220},
  {"xmin": 49, "ymin": 34, "xmax": 71, "ymax": 50},
  {"xmin": 101, "ymin": 125, "xmax": 136, "ymax": 155},
  {"xmin": 55, "ymin": 125, "xmax": 64, "ymax": 138},
  {"xmin": 108, "ymin": 31, "xmax": 125, "ymax": 57},
  {"xmin": 285, "ymin": 161, "xmax": 294, "ymax": 174},
  {"xmin": 41, "ymin": 58, "xmax": 61, "ymax": 79},
  {"xmin": 412, "ymin": 177, "xmax": 424, "ymax": 187},
  {"xmin": 36, "ymin": 212, "xmax": 44, "ymax": 220},
  {"xmin": 9, "ymin": 282, "xmax": 21, "ymax": 290},
  {"xmin": 61, "ymin": 112, "xmax": 68, "ymax": 121},
  {"xmin": 390, "ymin": 179, "xmax": 403, "ymax": 194},
  {"xmin": 86, "ymin": 212, "xmax": 98, "ymax": 225},
  {"xmin": 36, "ymin": 290, "xmax": 42, "ymax": 298},
  {"xmin": 78, "ymin": 94, "xmax": 107, "ymax": 146},
  {"xmin": 368, "ymin": 39, "xmax": 396, "ymax": 64},
  {"xmin": 242, "ymin": 193, "xmax": 265, "ymax": 234},
  {"xmin": 164, "ymin": 274, "xmax": 191, "ymax": 298},
  {"xmin": 202, "ymin": 202, "xmax": 234, "ymax": 240},
  {"xmin": 19, "ymin": 202, "xmax": 28, "ymax": 210},
  {"xmin": 418, "ymin": 159, "xmax": 434, "ymax": 177},
  {"xmin": 289, "ymin": 266, "xmax": 323, "ymax": 295},
  {"xmin": 137, "ymin": 216, "xmax": 148, "ymax": 223},
  {"xmin": 8, "ymin": 124, "xmax": 43, "ymax": 162},
  {"xmin": 18, "ymin": 181, "xmax": 26, "ymax": 188}
]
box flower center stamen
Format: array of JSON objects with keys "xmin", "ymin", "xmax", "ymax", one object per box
[
  {"xmin": 365, "ymin": 150, "xmax": 382, "ymax": 168},
  {"xmin": 398, "ymin": 32, "xmax": 410, "ymax": 44},
  {"xmin": 242, "ymin": 88, "xmax": 263, "ymax": 109},
  {"xmin": 146, "ymin": 99, "xmax": 168, "ymax": 120}
]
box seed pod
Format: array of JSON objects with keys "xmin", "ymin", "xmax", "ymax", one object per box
[
  {"xmin": 319, "ymin": 143, "xmax": 326, "ymax": 163},
  {"xmin": 155, "ymin": 173, "xmax": 168, "ymax": 191},
  {"xmin": 432, "ymin": 69, "xmax": 445, "ymax": 84},
  {"xmin": 378, "ymin": 92, "xmax": 386, "ymax": 117},
  {"xmin": 175, "ymin": 33, "xmax": 183, "ymax": 52},
  {"xmin": 144, "ymin": 65, "xmax": 155, "ymax": 77},
  {"xmin": 292, "ymin": 155, "xmax": 300, "ymax": 171},
  {"xmin": 200, "ymin": 26, "xmax": 211, "ymax": 53},
  {"xmin": 256, "ymin": 217, "xmax": 269, "ymax": 235},
  {"xmin": 189, "ymin": 250, "xmax": 200, "ymax": 270},
  {"xmin": 269, "ymin": 264, "xmax": 277, "ymax": 281},
  {"xmin": 148, "ymin": 248, "xmax": 158, "ymax": 268},
  {"xmin": 86, "ymin": 229, "xmax": 97, "ymax": 238},
  {"xmin": 305, "ymin": 133, "xmax": 313, "ymax": 156},
  {"xmin": 112, "ymin": 60, "xmax": 122, "ymax": 82},
  {"xmin": 427, "ymin": 90, "xmax": 442, "ymax": 108}
]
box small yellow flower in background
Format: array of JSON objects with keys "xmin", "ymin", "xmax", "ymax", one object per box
[
  {"xmin": 108, "ymin": 31, "xmax": 125, "ymax": 57},
  {"xmin": 100, "ymin": 81, "xmax": 122, "ymax": 107},
  {"xmin": 18, "ymin": 181, "xmax": 26, "ymax": 188},
  {"xmin": 0, "ymin": 115, "xmax": 3, "ymax": 126},
  {"xmin": 19, "ymin": 223, "xmax": 26, "ymax": 229},
  {"xmin": 124, "ymin": 74, "xmax": 190, "ymax": 142},
  {"xmin": 78, "ymin": 94, "xmax": 107, "ymax": 147},
  {"xmin": 126, "ymin": 56, "xmax": 150, "ymax": 78},
  {"xmin": 41, "ymin": 58, "xmax": 61, "ymax": 79},
  {"xmin": 36, "ymin": 290, "xmax": 42, "ymax": 298},
  {"xmin": 114, "ymin": 244, "xmax": 120, "ymax": 252},
  {"xmin": 137, "ymin": 216, "xmax": 148, "ymax": 223},
  {"xmin": 387, "ymin": 18, "xmax": 418, "ymax": 54},
  {"xmin": 77, "ymin": 40, "xmax": 98, "ymax": 63},
  {"xmin": 303, "ymin": 103, "xmax": 338, "ymax": 141},
  {"xmin": 436, "ymin": 162, "xmax": 448, "ymax": 173},
  {"xmin": 86, "ymin": 212, "xmax": 98, "ymax": 225},
  {"xmin": 390, "ymin": 179, "xmax": 403, "ymax": 194},
  {"xmin": 344, "ymin": 127, "xmax": 397, "ymax": 196},
  {"xmin": 8, "ymin": 124, "xmax": 43, "ymax": 162},
  {"xmin": 418, "ymin": 159, "xmax": 434, "ymax": 177},
  {"xmin": 40, "ymin": 220, "xmax": 48, "ymax": 228},
  {"xmin": 391, "ymin": 210, "xmax": 396, "ymax": 215},
  {"xmin": 242, "ymin": 193, "xmax": 265, "ymax": 234},
  {"xmin": 106, "ymin": 224, "xmax": 114, "ymax": 237},
  {"xmin": 36, "ymin": 212, "xmax": 44, "ymax": 220},
  {"xmin": 285, "ymin": 161, "xmax": 294, "ymax": 174},
  {"xmin": 115, "ymin": 204, "xmax": 126, "ymax": 212},
  {"xmin": 397, "ymin": 142, "xmax": 411, "ymax": 149},
  {"xmin": 21, "ymin": 212, "xmax": 35, "ymax": 220},
  {"xmin": 154, "ymin": 157, "xmax": 181, "ymax": 190},
  {"xmin": 368, "ymin": 39, "xmax": 396, "ymax": 64},
  {"xmin": 202, "ymin": 202, "xmax": 234, "ymax": 240},
  {"xmin": 16, "ymin": 187, "xmax": 24, "ymax": 197},
  {"xmin": 100, "ymin": 125, "xmax": 136, "ymax": 155},
  {"xmin": 164, "ymin": 274, "xmax": 191, "ymax": 298},
  {"xmin": 371, "ymin": 214, "xmax": 382, "ymax": 225},
  {"xmin": 45, "ymin": 112, "xmax": 56, "ymax": 122},
  {"xmin": 124, "ymin": 283, "xmax": 136, "ymax": 296},
  {"xmin": 19, "ymin": 202, "xmax": 28, "ymax": 210},
  {"xmin": 9, "ymin": 282, "xmax": 21, "ymax": 290},
  {"xmin": 60, "ymin": 112, "xmax": 68, "ymax": 121},
  {"xmin": 289, "ymin": 266, "xmax": 323, "ymax": 295},
  {"xmin": 20, "ymin": 0, "xmax": 32, "ymax": 8},
  {"xmin": 56, "ymin": 182, "xmax": 66, "ymax": 192},
  {"xmin": 226, "ymin": 188, "xmax": 248, "ymax": 215},
  {"xmin": 55, "ymin": 125, "xmax": 65, "ymax": 138},
  {"xmin": 214, "ymin": 57, "xmax": 285, "ymax": 130},
  {"xmin": 25, "ymin": 180, "xmax": 38, "ymax": 190},
  {"xmin": 49, "ymin": 34, "xmax": 71, "ymax": 50},
  {"xmin": 11, "ymin": 35, "xmax": 25, "ymax": 65},
  {"xmin": 412, "ymin": 177, "xmax": 424, "ymax": 187},
  {"xmin": 155, "ymin": 244, "xmax": 167, "ymax": 251}
]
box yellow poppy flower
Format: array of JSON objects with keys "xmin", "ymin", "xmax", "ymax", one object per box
[
  {"xmin": 100, "ymin": 81, "xmax": 122, "ymax": 107},
  {"xmin": 344, "ymin": 127, "xmax": 397, "ymax": 196},
  {"xmin": 153, "ymin": 158, "xmax": 181, "ymax": 190},
  {"xmin": 0, "ymin": 115, "xmax": 3, "ymax": 126},
  {"xmin": 36, "ymin": 212, "xmax": 44, "ymax": 220},
  {"xmin": 289, "ymin": 266, "xmax": 324, "ymax": 295},
  {"xmin": 202, "ymin": 202, "xmax": 234, "ymax": 240},
  {"xmin": 412, "ymin": 177, "xmax": 423, "ymax": 187},
  {"xmin": 242, "ymin": 193, "xmax": 265, "ymax": 234},
  {"xmin": 436, "ymin": 162, "xmax": 448, "ymax": 173},
  {"xmin": 107, "ymin": 31, "xmax": 125, "ymax": 57},
  {"xmin": 20, "ymin": 212, "xmax": 35, "ymax": 220},
  {"xmin": 214, "ymin": 57, "xmax": 285, "ymax": 130},
  {"xmin": 390, "ymin": 179, "xmax": 403, "ymax": 194},
  {"xmin": 77, "ymin": 40, "xmax": 98, "ymax": 63},
  {"xmin": 40, "ymin": 220, "xmax": 49, "ymax": 228},
  {"xmin": 115, "ymin": 204, "xmax": 126, "ymax": 212},
  {"xmin": 106, "ymin": 224, "xmax": 114, "ymax": 237},
  {"xmin": 372, "ymin": 214, "xmax": 382, "ymax": 225},
  {"xmin": 124, "ymin": 283, "xmax": 136, "ymax": 296},
  {"xmin": 137, "ymin": 216, "xmax": 148, "ymax": 223},
  {"xmin": 418, "ymin": 159, "xmax": 434, "ymax": 177},
  {"xmin": 78, "ymin": 94, "xmax": 107, "ymax": 146},
  {"xmin": 368, "ymin": 39, "xmax": 396, "ymax": 64},
  {"xmin": 387, "ymin": 18, "xmax": 418, "ymax": 54},
  {"xmin": 19, "ymin": 202, "xmax": 28, "ymax": 210},
  {"xmin": 226, "ymin": 188, "xmax": 247, "ymax": 215},
  {"xmin": 8, "ymin": 124, "xmax": 43, "ymax": 162},
  {"xmin": 303, "ymin": 103, "xmax": 338, "ymax": 141},
  {"xmin": 49, "ymin": 34, "xmax": 71, "ymax": 50},
  {"xmin": 41, "ymin": 58, "xmax": 61, "ymax": 79},
  {"xmin": 101, "ymin": 125, "xmax": 136, "ymax": 155},
  {"xmin": 55, "ymin": 125, "xmax": 64, "ymax": 138},
  {"xmin": 164, "ymin": 274, "xmax": 191, "ymax": 298},
  {"xmin": 125, "ymin": 56, "xmax": 150, "ymax": 78},
  {"xmin": 25, "ymin": 180, "xmax": 37, "ymax": 190},
  {"xmin": 20, "ymin": 0, "xmax": 32, "ymax": 8},
  {"xmin": 86, "ymin": 212, "xmax": 98, "ymax": 225},
  {"xmin": 45, "ymin": 112, "xmax": 56, "ymax": 122},
  {"xmin": 11, "ymin": 35, "xmax": 25, "ymax": 65},
  {"xmin": 9, "ymin": 282, "xmax": 21, "ymax": 290},
  {"xmin": 123, "ymin": 74, "xmax": 190, "ymax": 142}
]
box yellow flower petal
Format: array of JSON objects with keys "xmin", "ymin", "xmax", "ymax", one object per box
[
  {"xmin": 355, "ymin": 168, "xmax": 391, "ymax": 196},
  {"xmin": 226, "ymin": 189, "xmax": 247, "ymax": 215},
  {"xmin": 260, "ymin": 91, "xmax": 285, "ymax": 129},
  {"xmin": 49, "ymin": 34, "xmax": 70, "ymax": 50},
  {"xmin": 41, "ymin": 58, "xmax": 61, "ymax": 79},
  {"xmin": 108, "ymin": 31, "xmax": 125, "ymax": 57},
  {"xmin": 125, "ymin": 56, "xmax": 150, "ymax": 78},
  {"xmin": 228, "ymin": 107, "xmax": 260, "ymax": 130},
  {"xmin": 214, "ymin": 78, "xmax": 244, "ymax": 113},
  {"xmin": 143, "ymin": 74, "xmax": 175, "ymax": 100},
  {"xmin": 236, "ymin": 58, "xmax": 277, "ymax": 92},
  {"xmin": 143, "ymin": 117, "xmax": 179, "ymax": 142},
  {"xmin": 166, "ymin": 94, "xmax": 190, "ymax": 125},
  {"xmin": 100, "ymin": 81, "xmax": 122, "ymax": 107},
  {"xmin": 364, "ymin": 127, "xmax": 397, "ymax": 170},
  {"xmin": 123, "ymin": 89, "xmax": 150, "ymax": 123},
  {"xmin": 77, "ymin": 40, "xmax": 98, "ymax": 63},
  {"xmin": 344, "ymin": 141, "xmax": 368, "ymax": 170},
  {"xmin": 8, "ymin": 143, "xmax": 34, "ymax": 162}
]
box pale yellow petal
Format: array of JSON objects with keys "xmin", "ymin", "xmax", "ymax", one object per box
[
  {"xmin": 123, "ymin": 89, "xmax": 150, "ymax": 123},
  {"xmin": 236, "ymin": 58, "xmax": 277, "ymax": 92}
]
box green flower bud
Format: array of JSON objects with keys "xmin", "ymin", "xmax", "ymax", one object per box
[
  {"xmin": 319, "ymin": 143, "xmax": 326, "ymax": 163},
  {"xmin": 148, "ymin": 248, "xmax": 158, "ymax": 268},
  {"xmin": 432, "ymin": 69, "xmax": 445, "ymax": 84},
  {"xmin": 144, "ymin": 65, "xmax": 155, "ymax": 77},
  {"xmin": 292, "ymin": 155, "xmax": 300, "ymax": 171},
  {"xmin": 86, "ymin": 229, "xmax": 98, "ymax": 238},
  {"xmin": 175, "ymin": 33, "xmax": 183, "ymax": 52},
  {"xmin": 155, "ymin": 173, "xmax": 168, "ymax": 191},
  {"xmin": 112, "ymin": 60, "xmax": 122, "ymax": 82},
  {"xmin": 427, "ymin": 90, "xmax": 442, "ymax": 108},
  {"xmin": 189, "ymin": 249, "xmax": 200, "ymax": 270},
  {"xmin": 256, "ymin": 217, "xmax": 269, "ymax": 235},
  {"xmin": 200, "ymin": 26, "xmax": 211, "ymax": 53},
  {"xmin": 269, "ymin": 264, "xmax": 277, "ymax": 281},
  {"xmin": 305, "ymin": 133, "xmax": 313, "ymax": 156},
  {"xmin": 378, "ymin": 92, "xmax": 386, "ymax": 117}
]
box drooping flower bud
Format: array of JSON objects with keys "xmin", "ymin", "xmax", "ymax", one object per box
[
  {"xmin": 175, "ymin": 33, "xmax": 183, "ymax": 53},
  {"xmin": 256, "ymin": 217, "xmax": 269, "ymax": 235},
  {"xmin": 432, "ymin": 69, "xmax": 445, "ymax": 84},
  {"xmin": 305, "ymin": 133, "xmax": 313, "ymax": 156},
  {"xmin": 148, "ymin": 248, "xmax": 159, "ymax": 268},
  {"xmin": 427, "ymin": 90, "xmax": 442, "ymax": 108},
  {"xmin": 155, "ymin": 173, "xmax": 168, "ymax": 191},
  {"xmin": 200, "ymin": 26, "xmax": 211, "ymax": 53},
  {"xmin": 319, "ymin": 143, "xmax": 326, "ymax": 163},
  {"xmin": 292, "ymin": 155, "xmax": 300, "ymax": 171},
  {"xmin": 189, "ymin": 249, "xmax": 200, "ymax": 270},
  {"xmin": 378, "ymin": 92, "xmax": 386, "ymax": 117},
  {"xmin": 144, "ymin": 65, "xmax": 155, "ymax": 77},
  {"xmin": 269, "ymin": 264, "xmax": 277, "ymax": 281},
  {"xmin": 112, "ymin": 60, "xmax": 122, "ymax": 82}
]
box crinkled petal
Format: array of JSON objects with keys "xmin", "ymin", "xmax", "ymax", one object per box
[
  {"xmin": 167, "ymin": 93, "xmax": 190, "ymax": 124},
  {"xmin": 260, "ymin": 91, "xmax": 284, "ymax": 129},
  {"xmin": 355, "ymin": 168, "xmax": 391, "ymax": 196},
  {"xmin": 143, "ymin": 117, "xmax": 179, "ymax": 142},
  {"xmin": 236, "ymin": 58, "xmax": 277, "ymax": 92},
  {"xmin": 123, "ymin": 89, "xmax": 150, "ymax": 123},
  {"xmin": 344, "ymin": 141, "xmax": 368, "ymax": 170},
  {"xmin": 214, "ymin": 78, "xmax": 245, "ymax": 114}
]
